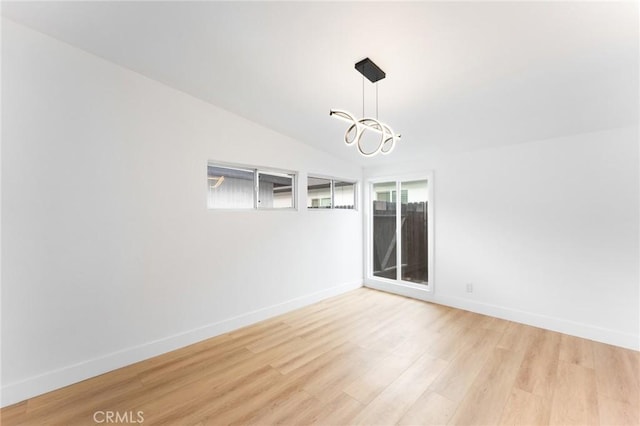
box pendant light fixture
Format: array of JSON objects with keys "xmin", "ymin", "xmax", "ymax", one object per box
[{"xmin": 330, "ymin": 58, "xmax": 401, "ymax": 157}]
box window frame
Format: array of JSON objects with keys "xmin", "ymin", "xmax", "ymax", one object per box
[
  {"xmin": 257, "ymin": 169, "xmax": 297, "ymax": 210},
  {"xmin": 306, "ymin": 176, "xmax": 334, "ymax": 209},
  {"xmin": 207, "ymin": 161, "xmax": 297, "ymax": 211},
  {"xmin": 306, "ymin": 174, "xmax": 358, "ymax": 211}
]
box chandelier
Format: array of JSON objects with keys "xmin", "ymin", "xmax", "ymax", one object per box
[{"xmin": 330, "ymin": 58, "xmax": 401, "ymax": 157}]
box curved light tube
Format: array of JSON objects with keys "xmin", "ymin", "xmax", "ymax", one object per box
[
  {"xmin": 207, "ymin": 175, "xmax": 225, "ymax": 188},
  {"xmin": 330, "ymin": 109, "xmax": 401, "ymax": 157}
]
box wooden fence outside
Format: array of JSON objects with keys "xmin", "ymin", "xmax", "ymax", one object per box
[{"xmin": 372, "ymin": 201, "xmax": 428, "ymax": 283}]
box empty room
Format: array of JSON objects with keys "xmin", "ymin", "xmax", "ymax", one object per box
[{"xmin": 1, "ymin": 1, "xmax": 638, "ymax": 425}]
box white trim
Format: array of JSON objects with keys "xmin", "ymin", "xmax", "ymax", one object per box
[
  {"xmin": 0, "ymin": 281, "xmax": 363, "ymax": 407},
  {"xmin": 365, "ymin": 278, "xmax": 434, "ymax": 301},
  {"xmin": 395, "ymin": 180, "xmax": 401, "ymax": 281},
  {"xmin": 365, "ymin": 172, "xmax": 434, "ymax": 292},
  {"xmin": 437, "ymin": 294, "xmax": 640, "ymax": 351},
  {"xmin": 306, "ymin": 172, "xmax": 359, "ymax": 183},
  {"xmin": 207, "ymin": 208, "xmax": 298, "ymax": 213},
  {"xmin": 363, "ymin": 281, "xmax": 639, "ymax": 351},
  {"xmin": 208, "ymin": 159, "xmax": 298, "ymax": 178}
]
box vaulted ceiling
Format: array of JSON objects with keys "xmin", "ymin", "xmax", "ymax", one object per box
[{"xmin": 2, "ymin": 1, "xmax": 638, "ymax": 166}]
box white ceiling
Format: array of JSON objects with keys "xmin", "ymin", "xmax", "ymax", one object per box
[{"xmin": 2, "ymin": 1, "xmax": 638, "ymax": 166}]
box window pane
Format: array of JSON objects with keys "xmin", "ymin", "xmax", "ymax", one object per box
[
  {"xmin": 372, "ymin": 182, "xmax": 397, "ymax": 279},
  {"xmin": 258, "ymin": 172, "xmax": 294, "ymax": 209},
  {"xmin": 207, "ymin": 165, "xmax": 254, "ymax": 209},
  {"xmin": 307, "ymin": 177, "xmax": 332, "ymax": 209},
  {"xmin": 401, "ymin": 180, "xmax": 428, "ymax": 284},
  {"xmin": 334, "ymin": 181, "xmax": 356, "ymax": 209}
]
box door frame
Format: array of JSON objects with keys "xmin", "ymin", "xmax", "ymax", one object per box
[{"xmin": 364, "ymin": 172, "xmax": 435, "ymax": 300}]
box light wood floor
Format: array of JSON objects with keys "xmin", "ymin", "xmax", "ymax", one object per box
[{"xmin": 2, "ymin": 288, "xmax": 639, "ymax": 425}]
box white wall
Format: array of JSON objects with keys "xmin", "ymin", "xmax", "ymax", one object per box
[
  {"xmin": 364, "ymin": 125, "xmax": 639, "ymax": 350},
  {"xmin": 1, "ymin": 20, "xmax": 363, "ymax": 406}
]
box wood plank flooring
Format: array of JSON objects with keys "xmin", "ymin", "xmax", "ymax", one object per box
[{"xmin": 2, "ymin": 288, "xmax": 638, "ymax": 425}]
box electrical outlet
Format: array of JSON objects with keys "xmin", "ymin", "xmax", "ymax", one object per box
[{"xmin": 466, "ymin": 283, "xmax": 473, "ymax": 293}]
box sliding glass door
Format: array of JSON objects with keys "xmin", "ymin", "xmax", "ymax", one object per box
[{"xmin": 371, "ymin": 178, "xmax": 430, "ymax": 287}]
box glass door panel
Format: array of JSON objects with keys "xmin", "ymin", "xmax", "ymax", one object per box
[
  {"xmin": 400, "ymin": 180, "xmax": 428, "ymax": 284},
  {"xmin": 372, "ymin": 182, "xmax": 397, "ymax": 279}
]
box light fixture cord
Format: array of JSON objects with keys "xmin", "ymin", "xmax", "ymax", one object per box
[
  {"xmin": 376, "ymin": 82, "xmax": 379, "ymax": 120},
  {"xmin": 361, "ymin": 76, "xmax": 380, "ymax": 119}
]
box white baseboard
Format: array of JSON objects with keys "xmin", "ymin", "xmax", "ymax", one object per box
[
  {"xmin": 1, "ymin": 281, "xmax": 363, "ymax": 408},
  {"xmin": 436, "ymin": 295, "xmax": 639, "ymax": 351},
  {"xmin": 364, "ymin": 279, "xmax": 434, "ymax": 301},
  {"xmin": 364, "ymin": 280, "xmax": 639, "ymax": 351}
]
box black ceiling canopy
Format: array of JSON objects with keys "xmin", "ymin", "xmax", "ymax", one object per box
[{"xmin": 355, "ymin": 58, "xmax": 386, "ymax": 83}]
